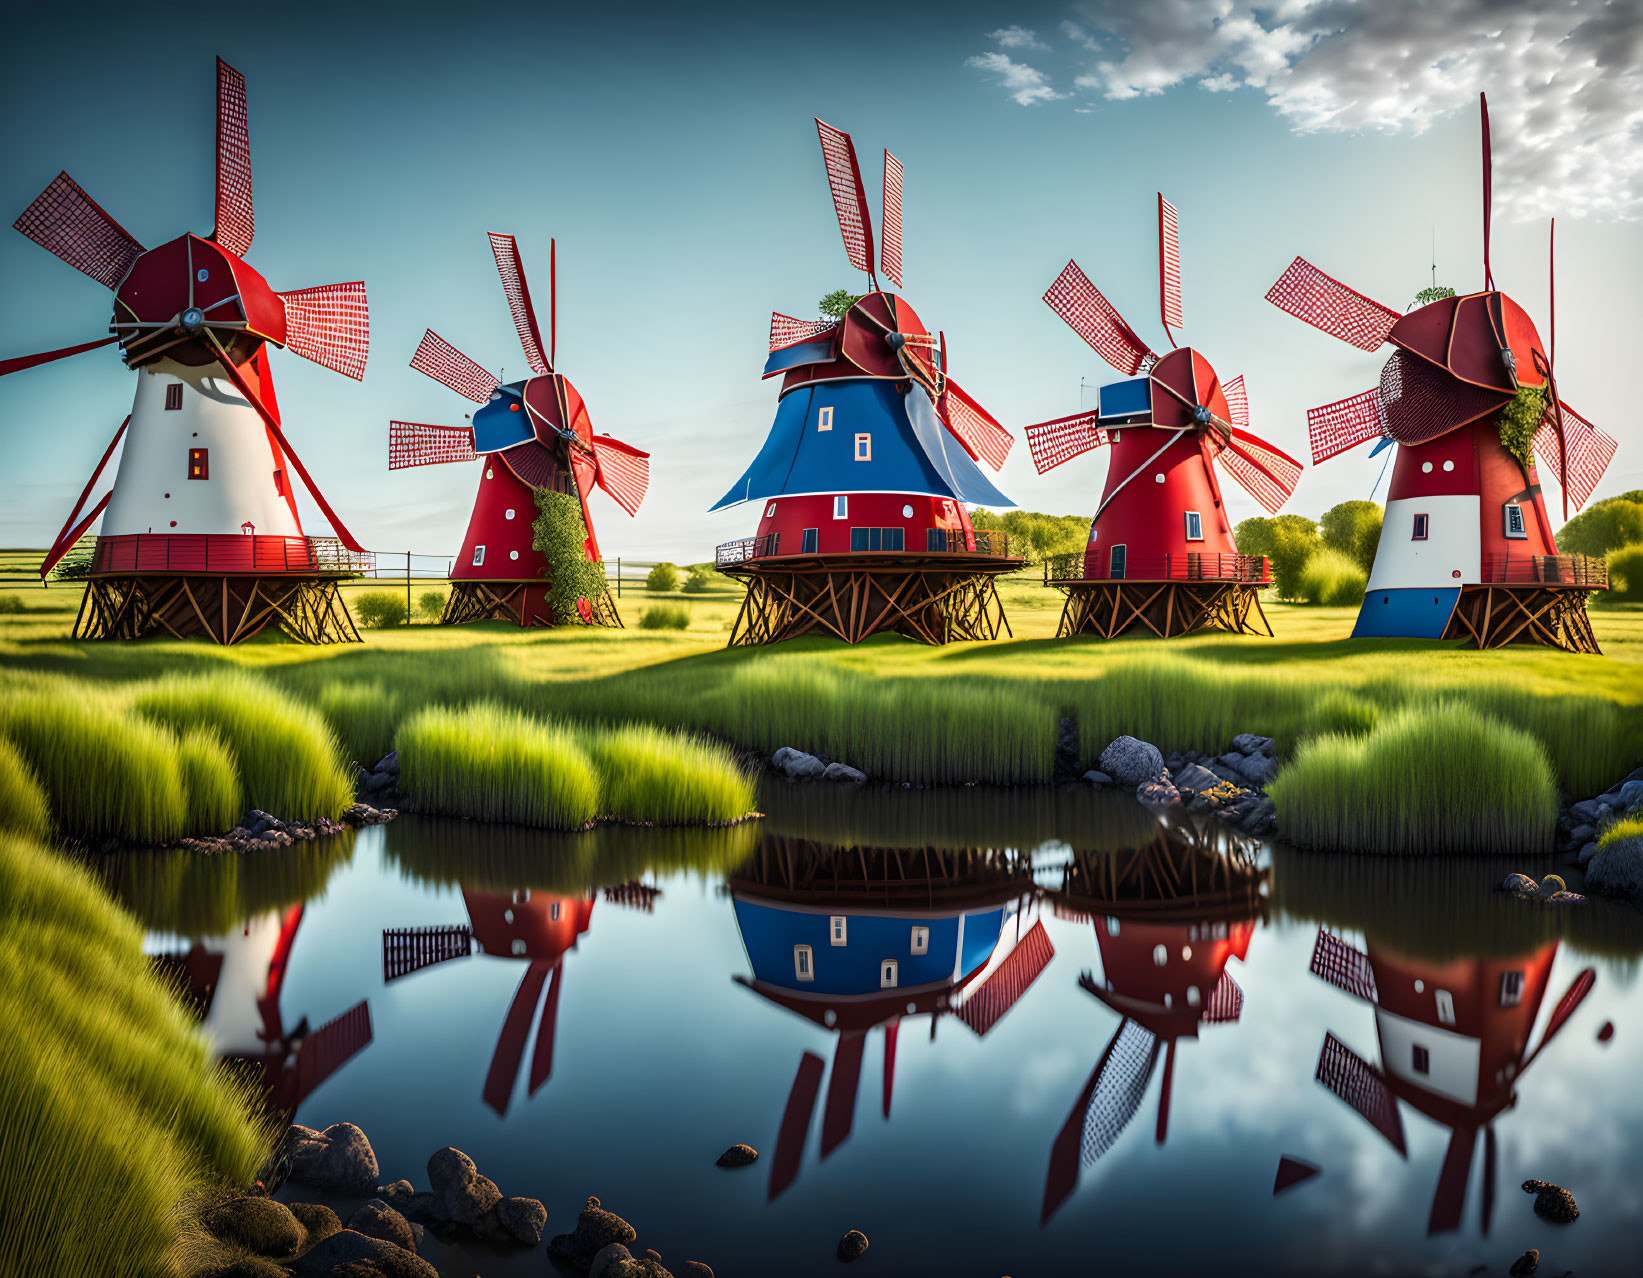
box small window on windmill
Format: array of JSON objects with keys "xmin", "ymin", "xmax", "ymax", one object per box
[
  {"xmin": 830, "ymin": 916, "xmax": 847, "ymax": 947},
  {"xmin": 880, "ymin": 959, "xmax": 899, "ymax": 989},
  {"xmin": 1412, "ymin": 513, "xmax": 1430, "ymax": 541},
  {"xmin": 1110, "ymin": 545, "xmax": 1127, "ymax": 579},
  {"xmin": 794, "ymin": 945, "xmax": 814, "ymax": 981},
  {"xmin": 1435, "ymin": 989, "xmax": 1456, "ymax": 1024},
  {"xmin": 187, "ymin": 448, "xmax": 209, "ymax": 480},
  {"xmin": 910, "ymin": 926, "xmax": 929, "ymax": 955},
  {"xmin": 818, "ymin": 406, "xmax": 833, "ymax": 432},
  {"xmin": 1499, "ymin": 970, "xmax": 1524, "ymax": 1007},
  {"xmin": 1412, "ymin": 1044, "xmax": 1431, "ymax": 1075},
  {"xmin": 473, "ymin": 545, "xmax": 486, "ymax": 567},
  {"xmin": 801, "ymin": 528, "xmax": 818, "ymax": 554},
  {"xmin": 833, "ymin": 495, "xmax": 848, "ymax": 520},
  {"xmin": 164, "ymin": 383, "xmax": 183, "ymax": 411},
  {"xmin": 854, "ymin": 433, "xmax": 871, "ymax": 461},
  {"xmin": 1184, "ymin": 511, "xmax": 1203, "ymax": 542},
  {"xmin": 1503, "ymin": 503, "xmax": 1527, "ymax": 539}
]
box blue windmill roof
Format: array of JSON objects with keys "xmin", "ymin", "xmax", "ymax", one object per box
[{"xmin": 711, "ymin": 379, "xmax": 1013, "ymax": 511}]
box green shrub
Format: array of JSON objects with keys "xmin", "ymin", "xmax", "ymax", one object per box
[
  {"xmin": 354, "ymin": 591, "xmax": 408, "ymax": 628},
  {"xmin": 0, "ymin": 594, "xmax": 24, "ymax": 615},
  {"xmin": 967, "ymin": 508, "xmax": 1087, "ymax": 562},
  {"xmin": 646, "ymin": 562, "xmax": 680, "ymax": 592},
  {"xmin": 417, "ymin": 590, "xmax": 447, "ymax": 620},
  {"xmin": 0, "ymin": 687, "xmax": 188, "ymax": 845},
  {"xmin": 639, "ymin": 604, "xmax": 690, "ymax": 630},
  {"xmin": 533, "ymin": 489, "xmax": 607, "ymax": 624},
  {"xmin": 681, "ymin": 566, "xmax": 714, "ymax": 594},
  {"xmin": 176, "ymin": 727, "xmax": 241, "ymax": 834},
  {"xmin": 398, "ymin": 702, "xmax": 601, "ymax": 829},
  {"xmin": 1319, "ymin": 500, "xmax": 1383, "ymax": 573},
  {"xmin": 584, "ymin": 723, "xmax": 755, "ymax": 824},
  {"xmin": 137, "ymin": 672, "xmax": 352, "ymax": 820},
  {"xmin": 0, "ymin": 737, "xmax": 51, "ymax": 842},
  {"xmin": 1606, "ymin": 541, "xmax": 1643, "ymax": 601},
  {"xmin": 1297, "ymin": 547, "xmax": 1368, "ymax": 606},
  {"xmin": 0, "ymin": 833, "xmax": 269, "ymax": 1278},
  {"xmin": 1235, "ymin": 514, "xmax": 1320, "ymax": 599},
  {"xmin": 1599, "ymin": 815, "xmax": 1643, "ymax": 850},
  {"xmin": 1557, "ymin": 497, "xmax": 1643, "ymax": 559},
  {"xmin": 1269, "ymin": 702, "xmax": 1559, "ymax": 855},
  {"xmin": 315, "ymin": 680, "xmax": 403, "ymax": 766}
]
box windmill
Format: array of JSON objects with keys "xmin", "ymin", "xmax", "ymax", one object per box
[
  {"xmin": 1266, "ymin": 93, "xmax": 1617, "ymax": 652},
  {"xmin": 1026, "ymin": 194, "xmax": 1303, "ymax": 639},
  {"xmin": 382, "ymin": 888, "xmax": 596, "ymax": 1116},
  {"xmin": 5, "ymin": 57, "xmax": 372, "ymax": 644},
  {"xmin": 728, "ymin": 834, "xmax": 1051, "ymax": 1201},
  {"xmin": 710, "ymin": 119, "xmax": 1023, "ymax": 645},
  {"xmin": 389, "ymin": 234, "xmax": 649, "ymax": 627},
  {"xmin": 1307, "ymin": 928, "xmax": 1595, "ymax": 1236}
]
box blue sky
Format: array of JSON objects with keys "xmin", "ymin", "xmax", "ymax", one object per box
[{"xmin": 2, "ymin": 1, "xmax": 1638, "ymax": 560}]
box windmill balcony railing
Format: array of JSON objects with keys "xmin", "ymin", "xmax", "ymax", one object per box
[
  {"xmin": 90, "ymin": 533, "xmax": 376, "ymax": 577},
  {"xmin": 1480, "ymin": 554, "xmax": 1608, "ymax": 589},
  {"xmin": 1042, "ymin": 551, "xmax": 1272, "ymax": 585},
  {"xmin": 715, "ymin": 528, "xmax": 1013, "ymax": 568}
]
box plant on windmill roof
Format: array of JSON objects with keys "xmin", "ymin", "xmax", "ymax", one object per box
[
  {"xmin": 1412, "ymin": 285, "xmax": 1458, "ymax": 307},
  {"xmin": 819, "ymin": 288, "xmax": 862, "ymax": 318},
  {"xmin": 1498, "ymin": 382, "xmax": 1547, "ymax": 469},
  {"xmin": 533, "ymin": 489, "xmax": 608, "ymax": 624}
]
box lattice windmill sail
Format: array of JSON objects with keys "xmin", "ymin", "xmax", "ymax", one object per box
[
  {"xmin": 1266, "ymin": 93, "xmax": 1618, "ymax": 652},
  {"xmin": 3, "ymin": 57, "xmax": 371, "ymax": 644},
  {"xmin": 1026, "ymin": 194, "xmax": 1303, "ymax": 640},
  {"xmin": 1308, "ymin": 927, "xmax": 1596, "ymax": 1236},
  {"xmin": 708, "ymin": 119, "xmax": 1025, "ymax": 645},
  {"xmin": 390, "ymin": 233, "xmax": 649, "ymax": 628}
]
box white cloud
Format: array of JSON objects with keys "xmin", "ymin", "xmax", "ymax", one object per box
[
  {"xmin": 970, "ymin": 0, "xmax": 1643, "ymax": 219},
  {"xmin": 988, "ymin": 24, "xmax": 1050, "ymax": 51},
  {"xmin": 966, "ymin": 51, "xmax": 1067, "ymax": 106}
]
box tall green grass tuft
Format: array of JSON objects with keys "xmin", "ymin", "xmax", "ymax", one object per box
[
  {"xmin": 399, "ymin": 702, "xmax": 602, "ymax": 829},
  {"xmin": 0, "ymin": 736, "xmax": 51, "ymax": 841},
  {"xmin": 1297, "ymin": 547, "xmax": 1368, "ymax": 606},
  {"xmin": 0, "ymin": 686, "xmax": 189, "ymax": 846},
  {"xmin": 176, "ymin": 726, "xmax": 242, "ymax": 835},
  {"xmin": 1269, "ymin": 702, "xmax": 1559, "ymax": 855},
  {"xmin": 585, "ymin": 723, "xmax": 755, "ymax": 824},
  {"xmin": 0, "ymin": 833, "xmax": 269, "ymax": 1277},
  {"xmin": 137, "ymin": 671, "xmax": 352, "ymax": 820},
  {"xmin": 315, "ymin": 679, "xmax": 404, "ymax": 766}
]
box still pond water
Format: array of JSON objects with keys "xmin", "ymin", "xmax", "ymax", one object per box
[{"xmin": 105, "ymin": 788, "xmax": 1643, "ymax": 1277}]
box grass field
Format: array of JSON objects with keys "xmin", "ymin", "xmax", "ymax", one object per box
[{"xmin": 3, "ymin": 558, "xmax": 1641, "ymax": 848}]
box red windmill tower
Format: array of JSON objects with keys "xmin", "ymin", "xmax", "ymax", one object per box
[
  {"xmin": 389, "ymin": 235, "xmax": 649, "ymax": 627},
  {"xmin": 382, "ymin": 888, "xmax": 595, "ymax": 1116},
  {"xmin": 1028, "ymin": 194, "xmax": 1303, "ymax": 639},
  {"xmin": 5, "ymin": 57, "xmax": 373, "ymax": 644},
  {"xmin": 1308, "ymin": 928, "xmax": 1595, "ymax": 1235},
  {"xmin": 1266, "ymin": 94, "xmax": 1617, "ymax": 653},
  {"xmin": 712, "ymin": 119, "xmax": 1023, "ymax": 645}
]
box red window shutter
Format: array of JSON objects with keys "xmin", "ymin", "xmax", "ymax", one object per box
[{"xmin": 164, "ymin": 383, "xmax": 183, "ymax": 410}]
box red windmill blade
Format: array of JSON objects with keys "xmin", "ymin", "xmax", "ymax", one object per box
[
  {"xmin": 589, "ymin": 435, "xmax": 650, "ymax": 516},
  {"xmin": 1024, "ymin": 410, "xmax": 1109, "ymax": 475},
  {"xmin": 1215, "ymin": 427, "xmax": 1304, "ymax": 516},
  {"xmin": 1158, "ymin": 193, "xmax": 1182, "ymax": 344},
  {"xmin": 279, "ymin": 282, "xmax": 369, "ymax": 380},
  {"xmin": 1314, "ymin": 1031, "xmax": 1407, "ymax": 1155},
  {"xmin": 939, "ymin": 378, "xmax": 1013, "ymax": 471},
  {"xmin": 1308, "ymin": 930, "xmax": 1379, "ymax": 1003},
  {"xmin": 768, "ymin": 312, "xmax": 840, "ymax": 354},
  {"xmin": 12, "ymin": 171, "xmax": 144, "ymax": 291},
  {"xmin": 1306, "ymin": 387, "xmax": 1384, "ymax": 465},
  {"xmin": 1079, "ymin": 1015, "xmax": 1160, "ymax": 1164},
  {"xmin": 880, "ymin": 149, "xmax": 904, "ymax": 290},
  {"xmin": 488, "ymin": 232, "xmax": 550, "ymax": 375},
  {"xmin": 1532, "ymin": 403, "xmax": 1616, "ymax": 513},
  {"xmin": 211, "ymin": 57, "xmax": 254, "ymax": 256},
  {"xmin": 816, "ymin": 118, "xmax": 875, "ymax": 281},
  {"xmin": 1222, "ymin": 374, "xmax": 1248, "ymax": 430},
  {"xmin": 1265, "ymin": 257, "xmax": 1401, "ymax": 353},
  {"xmin": 410, "ymin": 329, "xmax": 499, "ymax": 403},
  {"xmin": 1044, "ymin": 259, "xmax": 1154, "ymax": 376},
  {"xmin": 388, "ymin": 420, "xmax": 477, "ymax": 470}
]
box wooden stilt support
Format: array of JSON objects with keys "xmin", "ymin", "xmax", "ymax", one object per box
[
  {"xmin": 72, "ymin": 575, "xmax": 361, "ymax": 645},
  {"xmin": 1049, "ymin": 579, "xmax": 1272, "ymax": 639},
  {"xmin": 1442, "ymin": 583, "xmax": 1602, "ymax": 654},
  {"xmin": 719, "ymin": 553, "xmax": 1022, "ymax": 646},
  {"xmin": 439, "ymin": 580, "xmax": 623, "ymax": 629}
]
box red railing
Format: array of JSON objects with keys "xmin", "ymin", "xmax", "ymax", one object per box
[
  {"xmin": 715, "ymin": 528, "xmax": 1012, "ymax": 567},
  {"xmin": 1043, "ymin": 551, "xmax": 1270, "ymax": 584},
  {"xmin": 90, "ymin": 534, "xmax": 375, "ymax": 576},
  {"xmin": 1480, "ymin": 554, "xmax": 1607, "ymax": 588}
]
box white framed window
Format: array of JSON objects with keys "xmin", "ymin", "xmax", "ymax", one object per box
[
  {"xmin": 854, "ymin": 433, "xmax": 871, "ymax": 461},
  {"xmin": 1435, "ymin": 989, "xmax": 1456, "ymax": 1024},
  {"xmin": 1110, "ymin": 544, "xmax": 1127, "ymax": 579},
  {"xmin": 801, "ymin": 528, "xmax": 818, "ymax": 554},
  {"xmin": 511, "ymin": 939, "xmax": 527, "ymax": 956},
  {"xmin": 473, "ymin": 545, "xmax": 486, "ymax": 566},
  {"xmin": 833, "ymin": 495, "xmax": 848, "ymax": 520},
  {"xmin": 818, "ymin": 406, "xmax": 833, "ymax": 432},
  {"xmin": 1412, "ymin": 513, "xmax": 1430, "ymax": 541},
  {"xmin": 830, "ymin": 916, "xmax": 847, "ymax": 947},
  {"xmin": 1499, "ymin": 970, "xmax": 1524, "ymax": 1007},
  {"xmin": 1412, "ymin": 1044, "xmax": 1430, "ymax": 1074},
  {"xmin": 880, "ymin": 959, "xmax": 899, "ymax": 989},
  {"xmin": 1184, "ymin": 511, "xmax": 1203, "ymax": 541},
  {"xmin": 794, "ymin": 945, "xmax": 813, "ymax": 981},
  {"xmin": 1503, "ymin": 503, "xmax": 1527, "ymax": 539},
  {"xmin": 910, "ymin": 926, "xmax": 929, "ymax": 955},
  {"xmin": 1105, "ymin": 917, "xmax": 1120, "ymax": 935},
  {"xmin": 164, "ymin": 383, "xmax": 184, "ymax": 410},
  {"xmin": 766, "ymin": 503, "xmax": 778, "ymax": 518}
]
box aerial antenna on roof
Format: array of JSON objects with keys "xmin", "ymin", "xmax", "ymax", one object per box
[{"xmin": 1430, "ymin": 224, "xmax": 1437, "ymax": 289}]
